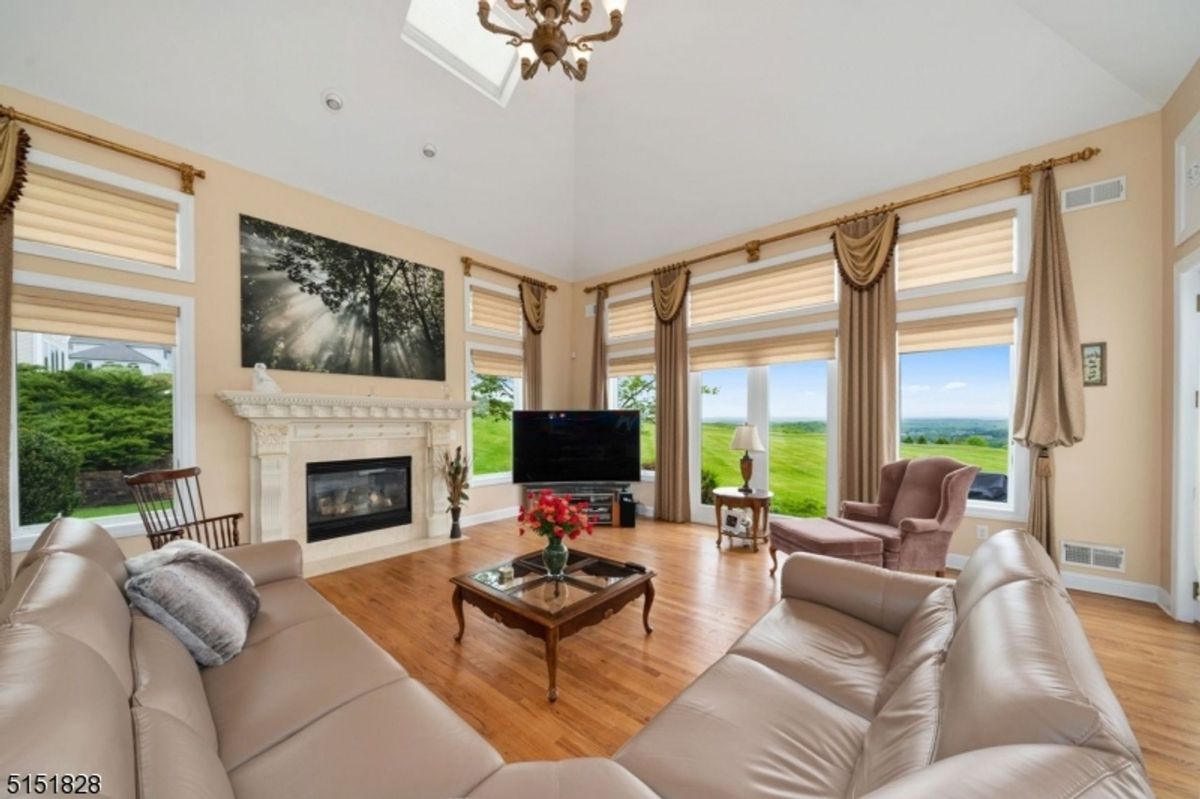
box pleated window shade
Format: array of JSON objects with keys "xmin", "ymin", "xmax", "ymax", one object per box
[
  {"xmin": 896, "ymin": 211, "xmax": 1016, "ymax": 291},
  {"xmin": 898, "ymin": 309, "xmax": 1016, "ymax": 354},
  {"xmin": 469, "ymin": 287, "xmax": 523, "ymax": 337},
  {"xmin": 689, "ymin": 257, "xmax": 836, "ymax": 327},
  {"xmin": 12, "ymin": 285, "xmax": 178, "ymax": 346},
  {"xmin": 609, "ymin": 351, "xmax": 655, "ymax": 378},
  {"xmin": 690, "ymin": 331, "xmax": 836, "ymax": 372},
  {"xmin": 15, "ymin": 167, "xmax": 179, "ymax": 269},
  {"xmin": 470, "ymin": 349, "xmax": 523, "ymax": 379},
  {"xmin": 607, "ymin": 297, "xmax": 655, "ymax": 341}
]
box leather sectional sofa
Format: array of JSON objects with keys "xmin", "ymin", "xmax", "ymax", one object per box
[{"xmin": 1, "ymin": 518, "xmax": 1151, "ymax": 798}]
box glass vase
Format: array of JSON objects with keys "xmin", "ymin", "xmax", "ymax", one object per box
[{"xmin": 542, "ymin": 534, "xmax": 569, "ymax": 580}]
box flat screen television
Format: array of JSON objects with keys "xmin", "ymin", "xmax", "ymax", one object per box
[{"xmin": 512, "ymin": 410, "xmax": 641, "ymax": 484}]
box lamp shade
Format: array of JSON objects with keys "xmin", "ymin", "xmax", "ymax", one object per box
[{"xmin": 729, "ymin": 424, "xmax": 765, "ymax": 453}]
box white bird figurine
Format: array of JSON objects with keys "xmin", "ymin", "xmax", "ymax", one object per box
[{"xmin": 252, "ymin": 363, "xmax": 282, "ymax": 394}]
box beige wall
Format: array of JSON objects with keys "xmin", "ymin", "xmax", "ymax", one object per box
[
  {"xmin": 1160, "ymin": 58, "xmax": 1200, "ymax": 592},
  {"xmin": 570, "ymin": 113, "xmax": 1167, "ymax": 587},
  {"xmin": 2, "ymin": 86, "xmax": 569, "ymax": 556}
]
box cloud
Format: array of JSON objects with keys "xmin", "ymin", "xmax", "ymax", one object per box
[
  {"xmin": 942, "ymin": 381, "xmax": 968, "ymax": 391},
  {"xmin": 903, "ymin": 384, "xmax": 932, "ymax": 393}
]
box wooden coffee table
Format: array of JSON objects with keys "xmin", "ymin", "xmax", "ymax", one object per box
[{"xmin": 451, "ymin": 550, "xmax": 655, "ymax": 702}]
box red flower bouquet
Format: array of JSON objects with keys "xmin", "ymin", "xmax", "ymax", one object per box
[{"xmin": 518, "ymin": 489, "xmax": 595, "ymax": 541}]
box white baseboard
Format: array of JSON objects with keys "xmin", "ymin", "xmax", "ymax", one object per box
[
  {"xmin": 946, "ymin": 553, "xmax": 1163, "ymax": 605},
  {"xmin": 461, "ymin": 506, "xmax": 519, "ymax": 528},
  {"xmin": 1155, "ymin": 587, "xmax": 1175, "ymax": 619}
]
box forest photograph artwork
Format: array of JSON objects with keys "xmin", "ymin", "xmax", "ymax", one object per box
[{"xmin": 240, "ymin": 215, "xmax": 446, "ymax": 380}]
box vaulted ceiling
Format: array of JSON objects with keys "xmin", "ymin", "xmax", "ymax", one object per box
[{"xmin": 3, "ymin": 1, "xmax": 1198, "ymax": 280}]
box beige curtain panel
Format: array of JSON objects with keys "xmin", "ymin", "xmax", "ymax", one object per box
[
  {"xmin": 833, "ymin": 210, "xmax": 899, "ymax": 290},
  {"xmin": 1013, "ymin": 168, "xmax": 1085, "ymax": 557},
  {"xmin": 835, "ymin": 211, "xmax": 899, "ymax": 504},
  {"xmin": 0, "ymin": 115, "xmax": 30, "ymax": 595},
  {"xmin": 590, "ymin": 286, "xmax": 609, "ymax": 409},
  {"xmin": 652, "ymin": 266, "xmax": 691, "ymax": 523},
  {"xmin": 520, "ymin": 282, "xmax": 545, "ymax": 411}
]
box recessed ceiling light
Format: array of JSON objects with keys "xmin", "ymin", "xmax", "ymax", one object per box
[
  {"xmin": 321, "ymin": 90, "xmax": 344, "ymax": 112},
  {"xmin": 422, "ymin": 143, "xmax": 438, "ymax": 159}
]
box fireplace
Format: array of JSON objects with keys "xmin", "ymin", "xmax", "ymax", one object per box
[{"xmin": 306, "ymin": 456, "xmax": 412, "ymax": 543}]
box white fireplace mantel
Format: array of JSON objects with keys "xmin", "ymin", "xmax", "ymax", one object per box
[{"xmin": 218, "ymin": 390, "xmax": 475, "ymax": 573}]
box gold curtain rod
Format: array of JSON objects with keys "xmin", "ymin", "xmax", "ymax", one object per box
[
  {"xmin": 583, "ymin": 146, "xmax": 1101, "ymax": 294},
  {"xmin": 461, "ymin": 257, "xmax": 558, "ymax": 292},
  {"xmin": 1, "ymin": 104, "xmax": 207, "ymax": 195}
]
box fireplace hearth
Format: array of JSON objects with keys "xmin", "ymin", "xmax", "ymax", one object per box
[{"xmin": 306, "ymin": 456, "xmax": 412, "ymax": 542}]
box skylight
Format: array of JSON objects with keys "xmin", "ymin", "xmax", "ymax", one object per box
[{"xmin": 402, "ymin": 0, "xmax": 524, "ymax": 107}]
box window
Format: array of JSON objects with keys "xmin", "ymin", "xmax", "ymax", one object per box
[
  {"xmin": 698, "ymin": 366, "xmax": 749, "ymax": 507},
  {"xmin": 898, "ymin": 308, "xmax": 1018, "ymax": 509},
  {"xmin": 402, "ymin": 0, "xmax": 524, "ymax": 106},
  {"xmin": 469, "ymin": 348, "xmax": 523, "ymax": 478},
  {"xmin": 767, "ymin": 361, "xmax": 830, "ymax": 517},
  {"xmin": 896, "ymin": 209, "xmax": 1017, "ymax": 292},
  {"xmin": 689, "ymin": 255, "xmax": 836, "ymax": 329},
  {"xmin": 14, "ymin": 152, "xmax": 193, "ymax": 281},
  {"xmin": 611, "ymin": 372, "xmax": 657, "ymax": 473},
  {"xmin": 12, "ymin": 281, "xmax": 190, "ymax": 539},
  {"xmin": 467, "ymin": 282, "xmax": 523, "ymax": 339}
]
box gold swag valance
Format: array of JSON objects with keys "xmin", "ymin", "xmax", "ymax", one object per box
[
  {"xmin": 832, "ymin": 211, "xmax": 899, "ymax": 291},
  {"xmin": 651, "ymin": 264, "xmax": 689, "ymax": 323},
  {"xmin": 0, "ymin": 117, "xmax": 31, "ymax": 220},
  {"xmin": 519, "ymin": 280, "xmax": 546, "ymax": 335}
]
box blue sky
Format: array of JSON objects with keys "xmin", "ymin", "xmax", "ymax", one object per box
[{"xmin": 699, "ymin": 345, "xmax": 1010, "ymax": 421}]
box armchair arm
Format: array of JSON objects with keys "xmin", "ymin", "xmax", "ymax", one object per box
[
  {"xmin": 840, "ymin": 500, "xmax": 883, "ymax": 521},
  {"xmin": 780, "ymin": 552, "xmax": 951, "ymax": 634},
  {"xmin": 898, "ymin": 517, "xmax": 942, "ymax": 536},
  {"xmin": 221, "ymin": 540, "xmax": 303, "ymax": 585}
]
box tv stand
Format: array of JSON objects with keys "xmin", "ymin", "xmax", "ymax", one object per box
[{"xmin": 521, "ymin": 482, "xmax": 633, "ymax": 527}]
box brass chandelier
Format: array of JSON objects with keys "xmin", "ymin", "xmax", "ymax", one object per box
[{"xmin": 477, "ymin": 0, "xmax": 627, "ymax": 81}]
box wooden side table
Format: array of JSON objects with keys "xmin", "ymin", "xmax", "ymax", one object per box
[{"xmin": 713, "ymin": 487, "xmax": 773, "ymax": 552}]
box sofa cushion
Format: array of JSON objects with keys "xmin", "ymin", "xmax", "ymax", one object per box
[
  {"xmin": 0, "ymin": 551, "xmax": 133, "ymax": 695},
  {"xmin": 849, "ymin": 656, "xmax": 942, "ymax": 796},
  {"xmin": 228, "ymin": 678, "xmax": 504, "ymax": 799},
  {"xmin": 468, "ymin": 759, "xmax": 658, "ymax": 799},
  {"xmin": 0, "ymin": 625, "xmax": 136, "ymax": 799},
  {"xmin": 245, "ymin": 577, "xmax": 340, "ymax": 646},
  {"xmin": 857, "ymin": 744, "xmax": 1152, "ymax": 798},
  {"xmin": 130, "ymin": 611, "xmax": 219, "ymax": 749},
  {"xmin": 615, "ymin": 654, "xmax": 868, "ymax": 798},
  {"xmin": 133, "ymin": 707, "xmax": 235, "ymax": 799},
  {"xmin": 939, "ymin": 579, "xmax": 1143, "ymax": 764},
  {"xmin": 729, "ymin": 598, "xmax": 895, "ymax": 718},
  {"xmin": 953, "ymin": 528, "xmax": 1065, "ymax": 621},
  {"xmin": 202, "ymin": 614, "xmax": 407, "ymax": 770},
  {"xmin": 17, "ymin": 517, "xmax": 129, "ymax": 588},
  {"xmin": 874, "ymin": 585, "xmax": 955, "ymax": 712}
]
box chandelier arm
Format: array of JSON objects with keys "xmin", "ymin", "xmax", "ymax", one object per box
[
  {"xmin": 571, "ymin": 9, "xmax": 622, "ymax": 47},
  {"xmin": 565, "ymin": 0, "xmax": 593, "ymax": 24},
  {"xmin": 561, "ymin": 58, "xmax": 588, "ymax": 81},
  {"xmin": 502, "ymin": 0, "xmax": 533, "ymax": 14},
  {"xmin": 521, "ymin": 57, "xmax": 541, "ymax": 81},
  {"xmin": 478, "ymin": 1, "xmax": 527, "ymax": 40}
]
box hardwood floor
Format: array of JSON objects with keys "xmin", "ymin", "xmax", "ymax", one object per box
[{"xmin": 309, "ymin": 518, "xmax": 1200, "ymax": 797}]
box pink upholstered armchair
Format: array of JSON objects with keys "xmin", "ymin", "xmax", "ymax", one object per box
[{"xmin": 832, "ymin": 457, "xmax": 979, "ymax": 576}]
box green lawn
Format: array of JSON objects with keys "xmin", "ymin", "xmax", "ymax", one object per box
[
  {"xmin": 472, "ymin": 416, "xmax": 1008, "ymax": 517},
  {"xmin": 75, "ymin": 502, "xmax": 141, "ymax": 519}
]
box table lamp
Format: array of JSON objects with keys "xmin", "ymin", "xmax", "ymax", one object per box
[{"xmin": 729, "ymin": 423, "xmax": 765, "ymax": 494}]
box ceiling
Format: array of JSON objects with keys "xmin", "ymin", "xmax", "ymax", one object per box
[{"xmin": 3, "ymin": 1, "xmax": 1198, "ymax": 280}]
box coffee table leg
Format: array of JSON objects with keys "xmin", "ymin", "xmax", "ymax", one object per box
[
  {"xmin": 452, "ymin": 585, "xmax": 465, "ymax": 642},
  {"xmin": 643, "ymin": 580, "xmax": 655, "ymax": 634},
  {"xmin": 545, "ymin": 629, "xmax": 559, "ymax": 702}
]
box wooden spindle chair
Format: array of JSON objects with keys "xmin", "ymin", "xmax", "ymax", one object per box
[{"xmin": 124, "ymin": 466, "xmax": 243, "ymax": 551}]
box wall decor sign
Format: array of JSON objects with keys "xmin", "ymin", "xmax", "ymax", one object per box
[
  {"xmin": 1176, "ymin": 110, "xmax": 1200, "ymax": 245},
  {"xmin": 1081, "ymin": 342, "xmax": 1107, "ymax": 388},
  {"xmin": 240, "ymin": 215, "xmax": 446, "ymax": 380}
]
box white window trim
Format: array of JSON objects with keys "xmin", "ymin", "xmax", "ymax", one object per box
[
  {"xmin": 11, "ymin": 270, "xmax": 196, "ymax": 552},
  {"xmin": 465, "ymin": 340, "xmax": 523, "ymax": 484},
  {"xmin": 896, "ymin": 296, "xmax": 1028, "ymax": 522},
  {"xmin": 896, "ymin": 195, "xmax": 1031, "ymax": 302},
  {"xmin": 464, "ymin": 276, "xmax": 524, "ymax": 343},
  {"xmin": 607, "ymin": 373, "xmax": 658, "ymax": 482},
  {"xmin": 16, "ymin": 150, "xmax": 195, "ymax": 283},
  {"xmin": 400, "ymin": 2, "xmax": 523, "ymax": 108}
]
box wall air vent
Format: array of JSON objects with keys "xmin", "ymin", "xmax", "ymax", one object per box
[
  {"xmin": 1061, "ymin": 541, "xmax": 1126, "ymax": 572},
  {"xmin": 1061, "ymin": 176, "xmax": 1126, "ymax": 213}
]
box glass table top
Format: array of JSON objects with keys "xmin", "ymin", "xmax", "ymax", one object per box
[{"xmin": 466, "ymin": 551, "xmax": 646, "ymax": 615}]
